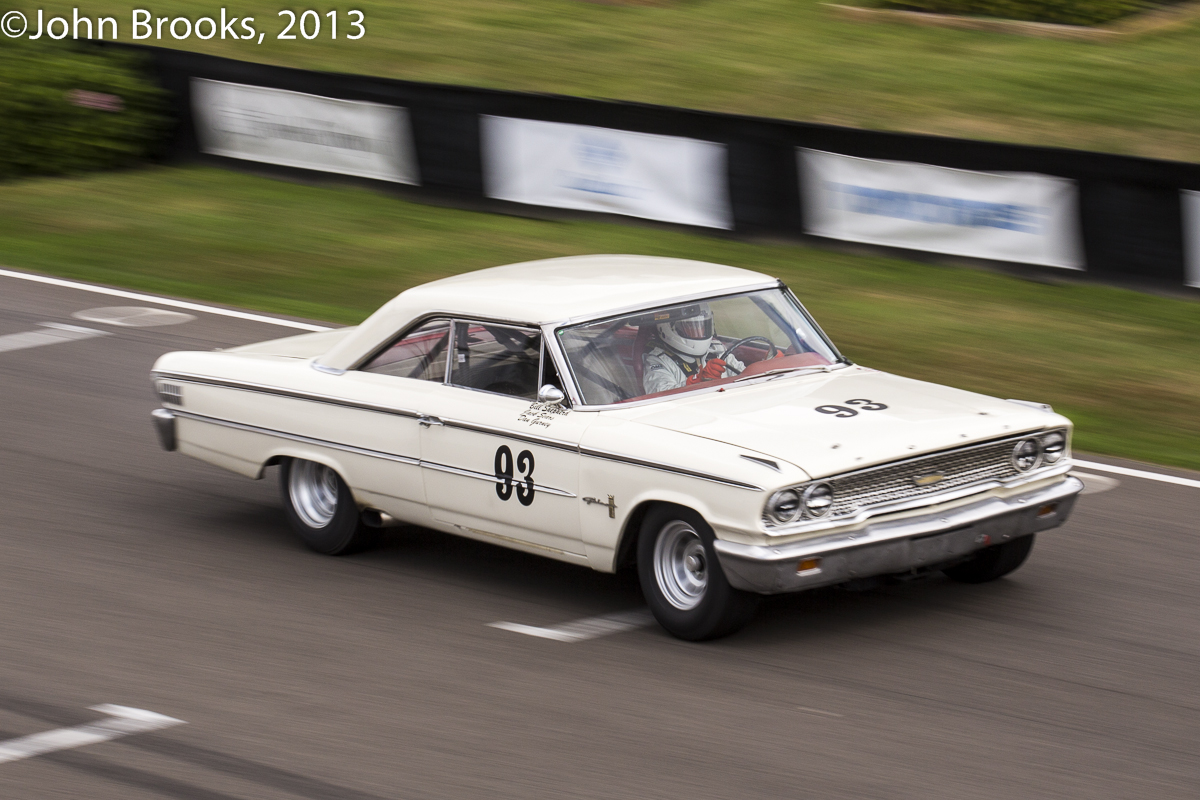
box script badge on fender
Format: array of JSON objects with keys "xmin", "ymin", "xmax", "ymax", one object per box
[{"xmin": 913, "ymin": 473, "xmax": 946, "ymax": 487}]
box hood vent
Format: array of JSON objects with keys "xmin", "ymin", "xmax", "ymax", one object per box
[{"xmin": 740, "ymin": 455, "xmax": 780, "ymax": 472}]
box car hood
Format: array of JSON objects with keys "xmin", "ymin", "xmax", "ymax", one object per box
[{"xmin": 605, "ymin": 366, "xmax": 1063, "ymax": 479}]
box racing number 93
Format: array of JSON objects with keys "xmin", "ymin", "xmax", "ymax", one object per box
[
  {"xmin": 494, "ymin": 445, "xmax": 535, "ymax": 506},
  {"xmin": 815, "ymin": 398, "xmax": 888, "ymax": 418}
]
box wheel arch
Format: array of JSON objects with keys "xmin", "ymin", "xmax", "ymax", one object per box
[
  {"xmin": 613, "ymin": 499, "xmax": 699, "ymax": 573},
  {"xmin": 256, "ymin": 448, "xmax": 350, "ymax": 490}
]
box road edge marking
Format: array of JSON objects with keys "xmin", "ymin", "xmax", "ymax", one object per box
[
  {"xmin": 0, "ymin": 267, "xmax": 332, "ymax": 332},
  {"xmin": 0, "ymin": 705, "xmax": 185, "ymax": 765},
  {"xmin": 1074, "ymin": 459, "xmax": 1200, "ymax": 490}
]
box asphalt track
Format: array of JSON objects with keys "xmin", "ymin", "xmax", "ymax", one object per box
[{"xmin": 1, "ymin": 271, "xmax": 1198, "ymax": 799}]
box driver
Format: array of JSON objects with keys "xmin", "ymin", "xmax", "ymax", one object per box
[{"xmin": 642, "ymin": 303, "xmax": 743, "ymax": 394}]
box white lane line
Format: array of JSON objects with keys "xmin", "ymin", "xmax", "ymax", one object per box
[
  {"xmin": 0, "ymin": 704, "xmax": 185, "ymax": 765},
  {"xmin": 1074, "ymin": 459, "xmax": 1200, "ymax": 490},
  {"xmin": 796, "ymin": 706, "xmax": 844, "ymax": 718},
  {"xmin": 1072, "ymin": 471, "xmax": 1121, "ymax": 495},
  {"xmin": 489, "ymin": 608, "xmax": 655, "ymax": 643},
  {"xmin": 0, "ymin": 267, "xmax": 331, "ymax": 332},
  {"xmin": 0, "ymin": 322, "xmax": 110, "ymax": 353}
]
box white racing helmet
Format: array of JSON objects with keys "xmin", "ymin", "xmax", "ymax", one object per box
[{"xmin": 655, "ymin": 303, "xmax": 714, "ymax": 358}]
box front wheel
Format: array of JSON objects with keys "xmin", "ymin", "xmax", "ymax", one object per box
[
  {"xmin": 942, "ymin": 534, "xmax": 1035, "ymax": 584},
  {"xmin": 279, "ymin": 458, "xmax": 374, "ymax": 555},
  {"xmin": 637, "ymin": 506, "xmax": 759, "ymax": 641}
]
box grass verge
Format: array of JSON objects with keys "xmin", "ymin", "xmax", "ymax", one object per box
[
  {"xmin": 1, "ymin": 165, "xmax": 1197, "ymax": 470},
  {"xmin": 36, "ymin": 0, "xmax": 1200, "ymax": 161}
]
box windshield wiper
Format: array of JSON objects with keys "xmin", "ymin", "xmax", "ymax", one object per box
[{"xmin": 735, "ymin": 362, "xmax": 848, "ymax": 383}]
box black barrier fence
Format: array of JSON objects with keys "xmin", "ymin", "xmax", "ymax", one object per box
[{"xmin": 112, "ymin": 43, "xmax": 1200, "ymax": 289}]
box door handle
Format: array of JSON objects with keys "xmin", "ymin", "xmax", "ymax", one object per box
[{"xmin": 418, "ymin": 414, "xmax": 444, "ymax": 428}]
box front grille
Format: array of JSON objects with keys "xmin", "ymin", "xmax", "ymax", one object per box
[
  {"xmin": 827, "ymin": 438, "xmax": 1021, "ymax": 518},
  {"xmin": 157, "ymin": 383, "xmax": 183, "ymax": 406}
]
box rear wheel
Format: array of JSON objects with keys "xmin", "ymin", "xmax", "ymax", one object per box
[
  {"xmin": 942, "ymin": 534, "xmax": 1035, "ymax": 584},
  {"xmin": 280, "ymin": 458, "xmax": 374, "ymax": 555},
  {"xmin": 637, "ymin": 506, "xmax": 759, "ymax": 641}
]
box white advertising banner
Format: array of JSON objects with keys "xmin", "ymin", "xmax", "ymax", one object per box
[
  {"xmin": 799, "ymin": 149, "xmax": 1083, "ymax": 269},
  {"xmin": 481, "ymin": 116, "xmax": 732, "ymax": 229},
  {"xmin": 191, "ymin": 79, "xmax": 418, "ymax": 185},
  {"xmin": 1181, "ymin": 191, "xmax": 1200, "ymax": 288}
]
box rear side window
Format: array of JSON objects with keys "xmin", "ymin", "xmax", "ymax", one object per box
[
  {"xmin": 450, "ymin": 321, "xmax": 541, "ymax": 400},
  {"xmin": 360, "ymin": 318, "xmax": 451, "ymax": 381}
]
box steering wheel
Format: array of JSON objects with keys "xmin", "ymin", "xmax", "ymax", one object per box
[{"xmin": 717, "ymin": 336, "xmax": 782, "ymax": 375}]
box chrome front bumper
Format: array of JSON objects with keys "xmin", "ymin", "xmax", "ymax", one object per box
[{"xmin": 714, "ymin": 476, "xmax": 1083, "ymax": 594}]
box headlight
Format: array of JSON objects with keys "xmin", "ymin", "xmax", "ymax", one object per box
[
  {"xmin": 1012, "ymin": 438, "xmax": 1042, "ymax": 472},
  {"xmin": 802, "ymin": 482, "xmax": 834, "ymax": 518},
  {"xmin": 1041, "ymin": 431, "xmax": 1067, "ymax": 464},
  {"xmin": 766, "ymin": 489, "xmax": 802, "ymax": 524}
]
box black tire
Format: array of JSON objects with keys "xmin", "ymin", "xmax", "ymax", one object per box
[
  {"xmin": 279, "ymin": 457, "xmax": 375, "ymax": 555},
  {"xmin": 942, "ymin": 534, "xmax": 1035, "ymax": 584},
  {"xmin": 637, "ymin": 505, "xmax": 759, "ymax": 641}
]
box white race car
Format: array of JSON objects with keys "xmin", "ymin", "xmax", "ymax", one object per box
[{"xmin": 151, "ymin": 255, "xmax": 1082, "ymax": 640}]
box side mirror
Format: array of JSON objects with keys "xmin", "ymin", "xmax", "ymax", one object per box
[{"xmin": 537, "ymin": 384, "xmax": 566, "ymax": 405}]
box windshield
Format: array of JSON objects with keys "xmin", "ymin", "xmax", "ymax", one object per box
[{"xmin": 556, "ymin": 288, "xmax": 841, "ymax": 405}]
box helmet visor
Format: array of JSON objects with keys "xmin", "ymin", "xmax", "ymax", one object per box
[{"xmin": 673, "ymin": 314, "xmax": 713, "ymax": 341}]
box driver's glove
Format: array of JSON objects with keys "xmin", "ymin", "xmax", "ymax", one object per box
[{"xmin": 688, "ymin": 358, "xmax": 728, "ymax": 384}]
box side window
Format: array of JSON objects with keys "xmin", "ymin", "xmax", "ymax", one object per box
[
  {"xmin": 450, "ymin": 321, "xmax": 541, "ymax": 399},
  {"xmin": 360, "ymin": 319, "xmax": 451, "ymax": 381}
]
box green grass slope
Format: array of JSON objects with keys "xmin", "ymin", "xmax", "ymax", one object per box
[
  {"xmin": 1, "ymin": 166, "xmax": 1196, "ymax": 469},
  {"xmin": 38, "ymin": 0, "xmax": 1200, "ymax": 161}
]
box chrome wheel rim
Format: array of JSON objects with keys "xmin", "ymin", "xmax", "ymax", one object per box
[
  {"xmin": 289, "ymin": 460, "xmax": 339, "ymax": 529},
  {"xmin": 653, "ymin": 521, "xmax": 708, "ymax": 610}
]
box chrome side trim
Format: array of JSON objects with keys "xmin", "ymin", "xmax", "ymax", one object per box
[
  {"xmin": 421, "ymin": 461, "xmax": 576, "ymax": 498},
  {"xmin": 580, "ymin": 447, "xmax": 763, "ymax": 491},
  {"xmin": 451, "ymin": 524, "xmax": 583, "ymax": 558},
  {"xmin": 174, "ymin": 410, "xmax": 576, "ymax": 498},
  {"xmin": 153, "ymin": 372, "xmax": 578, "ymax": 452},
  {"xmin": 157, "ymin": 373, "xmax": 759, "ymax": 492},
  {"xmin": 441, "ymin": 417, "xmax": 578, "ymax": 453},
  {"xmin": 152, "ymin": 371, "xmax": 421, "ymax": 420},
  {"xmin": 173, "ymin": 410, "xmax": 420, "ymax": 465}
]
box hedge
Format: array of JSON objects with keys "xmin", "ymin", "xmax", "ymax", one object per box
[
  {"xmin": 877, "ymin": 0, "xmax": 1148, "ymax": 25},
  {"xmin": 0, "ymin": 41, "xmax": 168, "ymax": 180}
]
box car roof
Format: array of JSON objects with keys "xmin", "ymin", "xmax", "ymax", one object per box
[
  {"xmin": 403, "ymin": 255, "xmax": 774, "ymax": 323},
  {"xmin": 317, "ymin": 255, "xmax": 778, "ymax": 370}
]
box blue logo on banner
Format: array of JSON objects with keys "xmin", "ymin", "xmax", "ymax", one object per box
[
  {"xmin": 561, "ymin": 133, "xmax": 642, "ymax": 198},
  {"xmin": 575, "ymin": 134, "xmax": 627, "ymax": 172},
  {"xmin": 830, "ymin": 183, "xmax": 1045, "ymax": 234}
]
